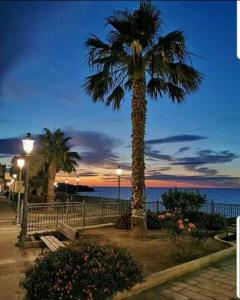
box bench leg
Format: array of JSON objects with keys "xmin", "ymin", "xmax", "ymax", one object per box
[{"xmin": 41, "ymin": 243, "xmax": 44, "ymax": 255}]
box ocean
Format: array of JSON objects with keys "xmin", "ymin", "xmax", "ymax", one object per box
[{"xmin": 79, "ymin": 187, "xmax": 240, "ymax": 204}]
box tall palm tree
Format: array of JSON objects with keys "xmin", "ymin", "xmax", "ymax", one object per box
[
  {"xmin": 39, "ymin": 128, "xmax": 80, "ymax": 202},
  {"xmin": 84, "ymin": 2, "xmax": 202, "ymax": 237}
]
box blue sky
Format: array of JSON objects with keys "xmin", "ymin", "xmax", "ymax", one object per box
[{"xmin": 0, "ymin": 1, "xmax": 239, "ymax": 188}]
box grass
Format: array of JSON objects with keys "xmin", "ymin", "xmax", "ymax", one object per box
[{"xmin": 78, "ymin": 227, "xmax": 229, "ymax": 277}]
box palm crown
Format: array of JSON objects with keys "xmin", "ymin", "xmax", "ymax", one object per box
[
  {"xmin": 39, "ymin": 128, "xmax": 80, "ymax": 173},
  {"xmin": 85, "ymin": 1, "xmax": 202, "ymax": 109}
]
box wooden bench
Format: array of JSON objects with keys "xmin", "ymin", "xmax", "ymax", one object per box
[
  {"xmin": 57, "ymin": 222, "xmax": 78, "ymax": 241},
  {"xmin": 226, "ymin": 225, "xmax": 236, "ymax": 236},
  {"xmin": 40, "ymin": 235, "xmax": 65, "ymax": 253}
]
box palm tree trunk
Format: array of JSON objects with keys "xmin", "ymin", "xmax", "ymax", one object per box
[
  {"xmin": 47, "ymin": 162, "xmax": 56, "ymax": 203},
  {"xmin": 131, "ymin": 71, "xmax": 147, "ymax": 238}
]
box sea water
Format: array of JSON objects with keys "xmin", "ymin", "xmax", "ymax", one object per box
[{"xmin": 79, "ymin": 187, "xmax": 240, "ymax": 204}]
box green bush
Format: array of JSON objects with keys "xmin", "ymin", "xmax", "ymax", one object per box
[
  {"xmin": 184, "ymin": 210, "xmax": 226, "ymax": 231},
  {"xmin": 162, "ymin": 189, "xmax": 207, "ymax": 214},
  {"xmin": 115, "ymin": 211, "xmax": 163, "ymax": 230},
  {"xmin": 146, "ymin": 211, "xmax": 162, "ymax": 229},
  {"xmin": 115, "ymin": 212, "xmax": 131, "ymax": 230},
  {"xmin": 20, "ymin": 242, "xmax": 143, "ymax": 300},
  {"xmin": 204, "ymin": 213, "xmax": 226, "ymax": 231}
]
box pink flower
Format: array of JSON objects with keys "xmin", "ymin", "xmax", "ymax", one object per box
[
  {"xmin": 189, "ymin": 223, "xmax": 195, "ymax": 229},
  {"xmin": 159, "ymin": 214, "xmax": 166, "ymax": 219},
  {"xmin": 177, "ymin": 219, "xmax": 183, "ymax": 225},
  {"xmin": 179, "ymin": 223, "xmax": 184, "ymax": 230}
]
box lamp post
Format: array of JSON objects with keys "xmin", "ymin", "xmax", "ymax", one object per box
[
  {"xmin": 12, "ymin": 174, "xmax": 17, "ymax": 203},
  {"xmin": 18, "ymin": 133, "xmax": 35, "ymax": 247},
  {"xmin": 76, "ymin": 175, "xmax": 79, "ymax": 192},
  {"xmin": 116, "ymin": 166, "xmax": 122, "ymax": 200},
  {"xmin": 65, "ymin": 178, "xmax": 68, "ymax": 194},
  {"xmin": 10, "ymin": 178, "xmax": 14, "ymax": 202},
  {"xmin": 6, "ymin": 181, "xmax": 11, "ymax": 200},
  {"xmin": 16, "ymin": 158, "xmax": 25, "ymax": 224}
]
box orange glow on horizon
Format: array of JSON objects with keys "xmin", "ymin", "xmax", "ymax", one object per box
[{"xmin": 55, "ymin": 175, "xmax": 233, "ymax": 189}]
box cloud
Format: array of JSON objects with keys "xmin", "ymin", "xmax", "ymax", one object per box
[
  {"xmin": 78, "ymin": 171, "xmax": 99, "ymax": 177},
  {"xmin": 173, "ymin": 149, "xmax": 239, "ymax": 166},
  {"xmin": 0, "ymin": 130, "xmax": 124, "ymax": 169},
  {"xmin": 145, "ymin": 172, "xmax": 240, "ymax": 187},
  {"xmin": 65, "ymin": 130, "xmax": 121, "ymax": 167},
  {"xmin": 146, "ymin": 149, "xmax": 174, "ymax": 161},
  {"xmin": 178, "ymin": 146, "xmax": 190, "ymax": 153},
  {"xmin": 146, "ymin": 134, "xmax": 207, "ymax": 145},
  {"xmin": 0, "ymin": 137, "xmax": 23, "ymax": 156},
  {"xmin": 185, "ymin": 165, "xmax": 218, "ymax": 176}
]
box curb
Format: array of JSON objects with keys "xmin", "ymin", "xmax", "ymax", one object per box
[{"xmin": 113, "ymin": 246, "xmax": 236, "ymax": 300}]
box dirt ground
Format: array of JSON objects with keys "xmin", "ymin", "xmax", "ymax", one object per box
[{"xmin": 79, "ymin": 227, "xmax": 228, "ymax": 276}]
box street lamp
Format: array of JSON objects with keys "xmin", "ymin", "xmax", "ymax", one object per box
[
  {"xmin": 18, "ymin": 133, "xmax": 35, "ymax": 247},
  {"xmin": 116, "ymin": 166, "xmax": 122, "ymax": 200},
  {"xmin": 76, "ymin": 175, "xmax": 79, "ymax": 192},
  {"xmin": 16, "ymin": 158, "xmax": 25, "ymax": 224},
  {"xmin": 65, "ymin": 178, "xmax": 68, "ymax": 194},
  {"xmin": 12, "ymin": 174, "xmax": 17, "ymax": 200}
]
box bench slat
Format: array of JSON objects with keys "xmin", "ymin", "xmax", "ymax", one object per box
[
  {"xmin": 40, "ymin": 236, "xmax": 64, "ymax": 252},
  {"xmin": 57, "ymin": 222, "xmax": 77, "ymax": 241}
]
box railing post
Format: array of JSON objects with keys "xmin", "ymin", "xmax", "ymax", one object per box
[
  {"xmin": 101, "ymin": 201, "xmax": 104, "ymax": 224},
  {"xmin": 66, "ymin": 200, "xmax": 69, "ymax": 223},
  {"xmin": 82, "ymin": 200, "xmax": 86, "ymax": 227},
  {"xmin": 211, "ymin": 200, "xmax": 215, "ymax": 214},
  {"xmin": 157, "ymin": 199, "xmax": 159, "ymax": 213}
]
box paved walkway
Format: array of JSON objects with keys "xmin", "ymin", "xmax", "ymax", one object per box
[
  {"xmin": 0, "ymin": 196, "xmax": 39, "ymax": 300},
  {"xmin": 130, "ymin": 257, "xmax": 237, "ymax": 300}
]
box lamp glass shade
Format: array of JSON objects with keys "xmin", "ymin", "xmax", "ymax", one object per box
[
  {"xmin": 65, "ymin": 179, "xmax": 68, "ymax": 184},
  {"xmin": 116, "ymin": 166, "xmax": 122, "ymax": 176},
  {"xmin": 13, "ymin": 174, "xmax": 17, "ymax": 179},
  {"xmin": 17, "ymin": 158, "xmax": 25, "ymax": 169},
  {"xmin": 22, "ymin": 133, "xmax": 35, "ymax": 155}
]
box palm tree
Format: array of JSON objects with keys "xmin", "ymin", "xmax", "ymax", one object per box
[
  {"xmin": 84, "ymin": 2, "xmax": 202, "ymax": 237},
  {"xmin": 39, "ymin": 128, "xmax": 80, "ymax": 202}
]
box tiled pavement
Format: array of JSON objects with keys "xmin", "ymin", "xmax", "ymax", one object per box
[{"xmin": 129, "ymin": 257, "xmax": 237, "ymax": 300}]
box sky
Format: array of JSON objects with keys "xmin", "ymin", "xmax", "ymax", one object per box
[{"xmin": 0, "ymin": 1, "xmax": 239, "ymax": 188}]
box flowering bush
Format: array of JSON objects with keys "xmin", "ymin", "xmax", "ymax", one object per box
[
  {"xmin": 20, "ymin": 242, "xmax": 143, "ymax": 300},
  {"xmin": 116, "ymin": 210, "xmax": 174, "ymax": 230},
  {"xmin": 162, "ymin": 189, "xmax": 207, "ymax": 214},
  {"xmin": 170, "ymin": 218, "xmax": 204, "ymax": 262}
]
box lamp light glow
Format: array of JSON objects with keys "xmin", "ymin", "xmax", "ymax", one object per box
[
  {"xmin": 17, "ymin": 158, "xmax": 25, "ymax": 169},
  {"xmin": 116, "ymin": 166, "xmax": 122, "ymax": 176},
  {"xmin": 22, "ymin": 133, "xmax": 35, "ymax": 155}
]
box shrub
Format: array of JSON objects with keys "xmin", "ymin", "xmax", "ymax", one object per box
[
  {"xmin": 170, "ymin": 218, "xmax": 203, "ymax": 262},
  {"xmin": 146, "ymin": 211, "xmax": 162, "ymax": 229},
  {"xmin": 162, "ymin": 189, "xmax": 207, "ymax": 214},
  {"xmin": 20, "ymin": 242, "xmax": 143, "ymax": 300},
  {"xmin": 204, "ymin": 213, "xmax": 226, "ymax": 231},
  {"xmin": 115, "ymin": 211, "xmax": 165, "ymax": 230},
  {"xmin": 115, "ymin": 212, "xmax": 131, "ymax": 230},
  {"xmin": 184, "ymin": 210, "xmax": 226, "ymax": 231}
]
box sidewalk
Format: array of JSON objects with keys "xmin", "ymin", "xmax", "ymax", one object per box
[
  {"xmin": 129, "ymin": 257, "xmax": 237, "ymax": 300},
  {"xmin": 0, "ymin": 196, "xmax": 15, "ymax": 222},
  {"xmin": 0, "ymin": 196, "xmax": 39, "ymax": 300}
]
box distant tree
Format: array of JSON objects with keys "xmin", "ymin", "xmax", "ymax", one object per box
[
  {"xmin": 85, "ymin": 2, "xmax": 202, "ymax": 237},
  {"xmin": 39, "ymin": 128, "xmax": 80, "ymax": 202}
]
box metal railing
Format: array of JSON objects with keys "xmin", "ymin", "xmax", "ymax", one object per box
[
  {"xmin": 145, "ymin": 200, "xmax": 240, "ymax": 218},
  {"xmin": 26, "ymin": 200, "xmax": 129, "ymax": 232},
  {"xmin": 25, "ymin": 196, "xmax": 240, "ymax": 232}
]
